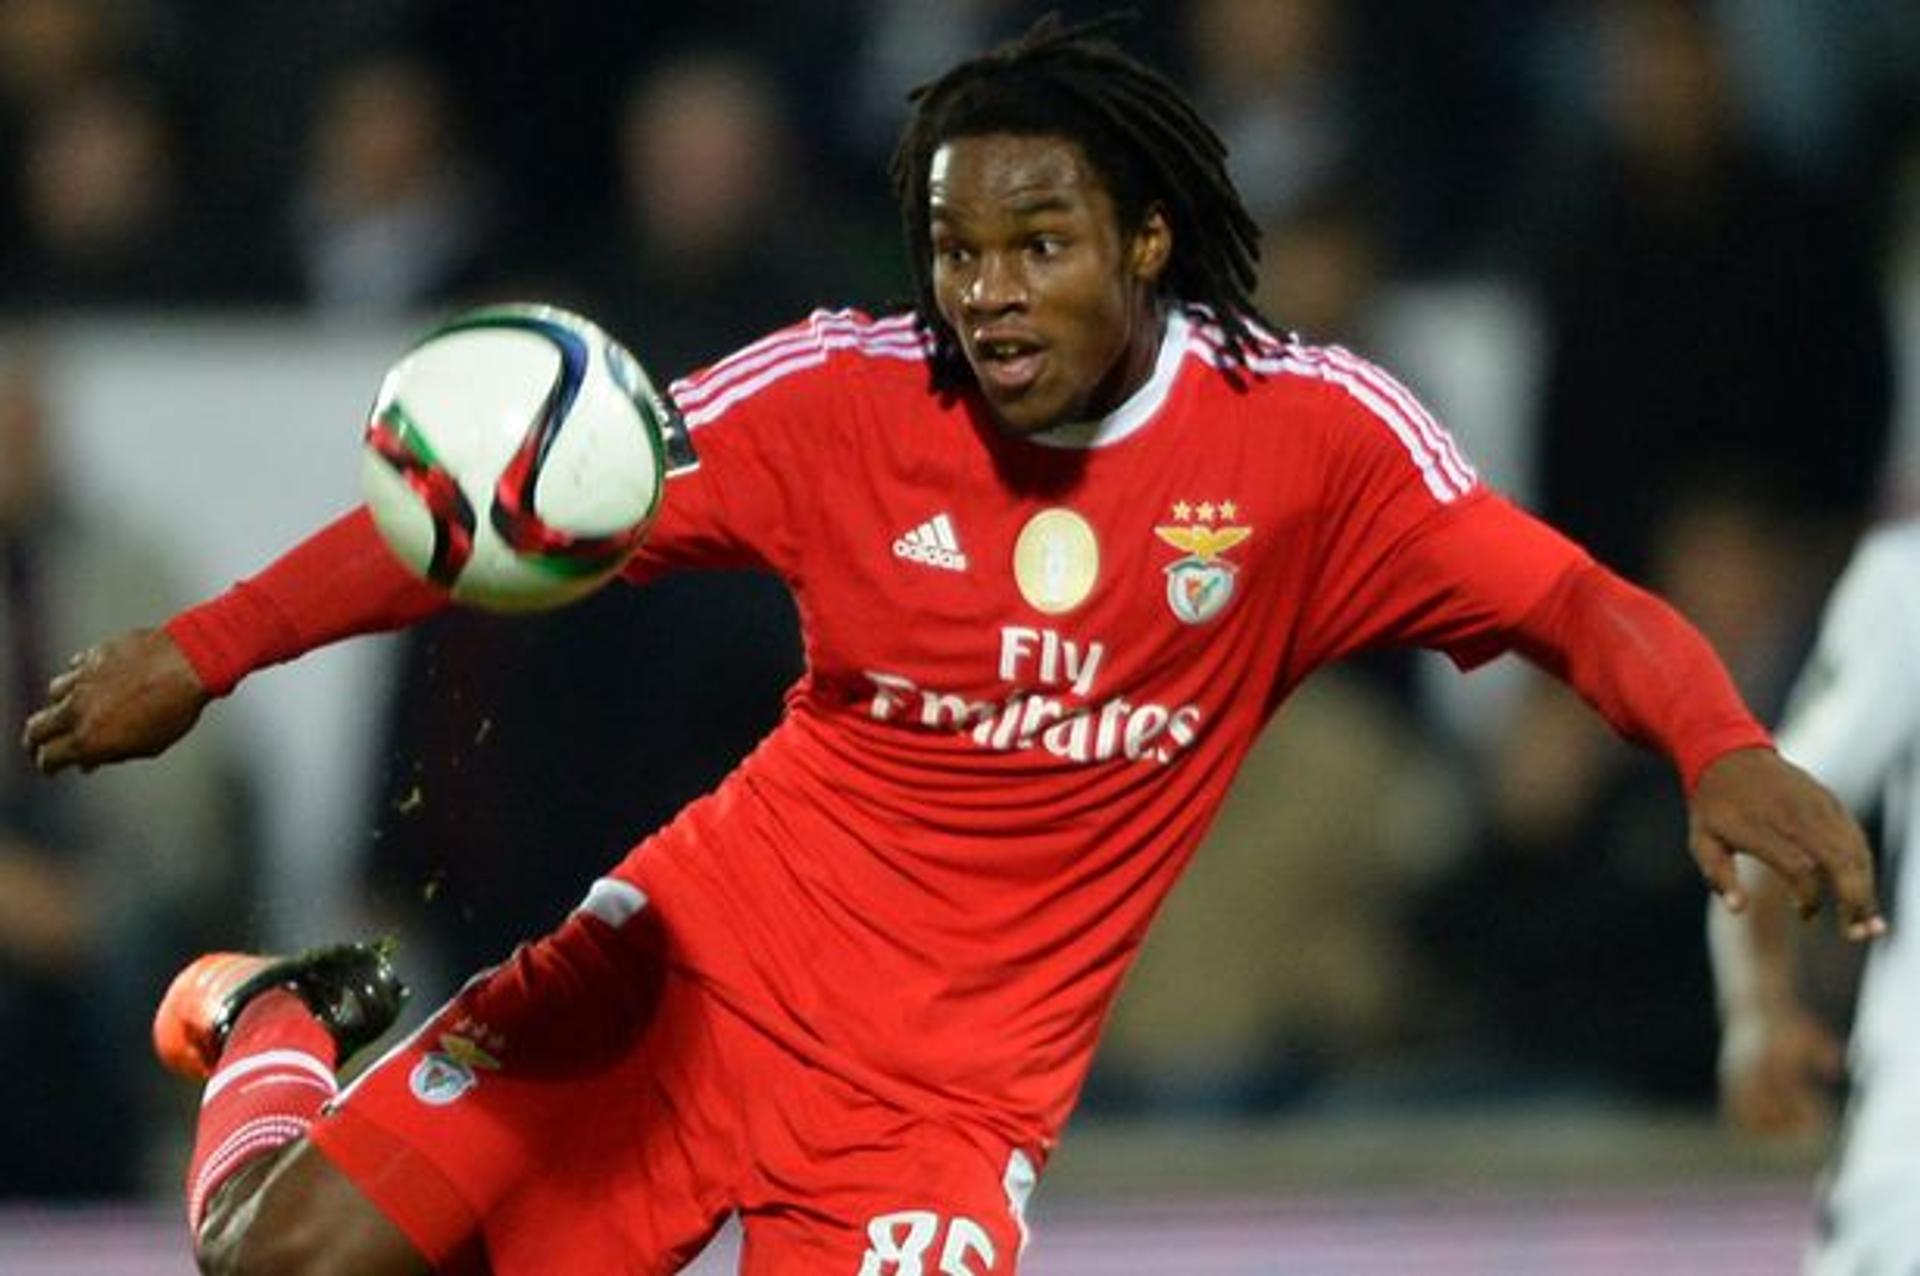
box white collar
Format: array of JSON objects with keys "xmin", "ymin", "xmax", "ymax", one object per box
[{"xmin": 1024, "ymin": 310, "xmax": 1189, "ymax": 450}]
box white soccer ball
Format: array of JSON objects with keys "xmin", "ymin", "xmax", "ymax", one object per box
[{"xmin": 361, "ymin": 303, "xmax": 670, "ymax": 611}]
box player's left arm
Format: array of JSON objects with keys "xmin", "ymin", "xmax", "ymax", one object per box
[
  {"xmin": 1283, "ymin": 361, "xmax": 1878, "ymax": 937},
  {"xmin": 1401, "ymin": 496, "xmax": 1883, "ymax": 941}
]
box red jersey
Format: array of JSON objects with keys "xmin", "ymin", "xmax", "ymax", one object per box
[
  {"xmin": 168, "ymin": 305, "xmax": 1768, "ymax": 1165},
  {"xmin": 613, "ymin": 307, "xmax": 1571, "ymax": 1155}
]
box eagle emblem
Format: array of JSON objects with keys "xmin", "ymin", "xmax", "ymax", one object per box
[{"xmin": 1154, "ymin": 507, "xmax": 1251, "ymax": 625}]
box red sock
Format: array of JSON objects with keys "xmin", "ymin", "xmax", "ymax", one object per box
[{"xmin": 184, "ymin": 990, "xmax": 339, "ymax": 1236}]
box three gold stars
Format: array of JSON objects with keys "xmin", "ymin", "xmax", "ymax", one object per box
[{"xmin": 1169, "ymin": 500, "xmax": 1239, "ymax": 523}]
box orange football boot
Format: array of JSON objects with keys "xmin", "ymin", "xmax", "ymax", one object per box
[{"xmin": 153, "ymin": 940, "xmax": 408, "ymax": 1080}]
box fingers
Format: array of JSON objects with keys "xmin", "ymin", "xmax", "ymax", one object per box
[
  {"xmin": 1786, "ymin": 786, "xmax": 1885, "ymax": 941},
  {"xmin": 19, "ymin": 649, "xmax": 97, "ymax": 775},
  {"xmin": 1692, "ymin": 830, "xmax": 1747, "ymax": 913},
  {"xmin": 1819, "ymin": 816, "xmax": 1884, "ymax": 942},
  {"xmin": 20, "ymin": 695, "xmax": 77, "ymax": 774},
  {"xmin": 19, "ymin": 633, "xmax": 206, "ymax": 776},
  {"xmin": 1698, "ymin": 793, "xmax": 1883, "ymax": 942},
  {"xmin": 1695, "ymin": 824, "xmax": 1817, "ymax": 915}
]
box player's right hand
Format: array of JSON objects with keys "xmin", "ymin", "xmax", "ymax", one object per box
[
  {"xmin": 20, "ymin": 628, "xmax": 211, "ymax": 774},
  {"xmin": 1718, "ymin": 1003, "xmax": 1844, "ymax": 1139}
]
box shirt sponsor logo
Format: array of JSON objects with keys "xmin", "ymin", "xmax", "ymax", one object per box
[
  {"xmin": 865, "ymin": 671, "xmax": 1203, "ymax": 765},
  {"xmin": 863, "ymin": 626, "xmax": 1203, "ymax": 766},
  {"xmin": 894, "ymin": 512, "xmax": 969, "ymax": 571},
  {"xmin": 1155, "ymin": 500, "xmax": 1251, "ymax": 625}
]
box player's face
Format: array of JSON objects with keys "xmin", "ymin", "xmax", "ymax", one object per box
[{"xmin": 928, "ymin": 133, "xmax": 1170, "ymax": 436}]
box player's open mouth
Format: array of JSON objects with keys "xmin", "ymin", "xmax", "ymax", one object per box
[{"xmin": 973, "ymin": 338, "xmax": 1046, "ymax": 396}]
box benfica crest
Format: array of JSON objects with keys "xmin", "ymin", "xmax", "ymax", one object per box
[
  {"xmin": 1154, "ymin": 501, "xmax": 1251, "ymax": 624},
  {"xmin": 408, "ymin": 1032, "xmax": 502, "ymax": 1107}
]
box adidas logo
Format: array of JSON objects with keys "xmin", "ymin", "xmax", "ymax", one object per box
[{"xmin": 893, "ymin": 513, "xmax": 969, "ymax": 572}]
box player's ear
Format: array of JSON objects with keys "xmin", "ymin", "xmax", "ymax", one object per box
[{"xmin": 1129, "ymin": 205, "xmax": 1172, "ymax": 286}]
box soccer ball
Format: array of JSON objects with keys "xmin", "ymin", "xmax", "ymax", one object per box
[{"xmin": 361, "ymin": 303, "xmax": 671, "ymax": 612}]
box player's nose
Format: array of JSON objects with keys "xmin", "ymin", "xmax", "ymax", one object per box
[{"xmin": 964, "ymin": 252, "xmax": 1028, "ymax": 312}]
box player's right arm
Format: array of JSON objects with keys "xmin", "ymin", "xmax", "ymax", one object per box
[
  {"xmin": 1710, "ymin": 526, "xmax": 1920, "ymax": 1135},
  {"xmin": 24, "ymin": 308, "xmax": 866, "ymax": 775},
  {"xmin": 22, "ymin": 507, "xmax": 444, "ymax": 774}
]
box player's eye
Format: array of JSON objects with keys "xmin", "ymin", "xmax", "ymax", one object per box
[{"xmin": 1028, "ymin": 235, "xmax": 1067, "ymax": 259}]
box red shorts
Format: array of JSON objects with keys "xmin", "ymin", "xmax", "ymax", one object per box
[{"xmin": 309, "ymin": 885, "xmax": 1037, "ymax": 1274}]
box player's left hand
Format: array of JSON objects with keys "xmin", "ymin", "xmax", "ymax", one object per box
[{"xmin": 1689, "ymin": 746, "xmax": 1884, "ymax": 942}]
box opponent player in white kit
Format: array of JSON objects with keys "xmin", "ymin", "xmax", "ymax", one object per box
[
  {"xmin": 1713, "ymin": 520, "xmax": 1920, "ymax": 1275},
  {"xmin": 21, "ymin": 16, "xmax": 1884, "ymax": 1276}
]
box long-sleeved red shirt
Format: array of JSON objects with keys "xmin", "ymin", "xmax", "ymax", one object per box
[{"xmin": 168, "ymin": 309, "xmax": 1769, "ymax": 1156}]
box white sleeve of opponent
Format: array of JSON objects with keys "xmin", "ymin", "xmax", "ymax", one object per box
[{"xmin": 1775, "ymin": 525, "xmax": 1920, "ymax": 812}]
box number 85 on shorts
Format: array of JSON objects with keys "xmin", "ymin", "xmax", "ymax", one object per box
[{"xmin": 859, "ymin": 1210, "xmax": 1000, "ymax": 1275}]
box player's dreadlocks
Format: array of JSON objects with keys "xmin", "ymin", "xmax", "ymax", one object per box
[{"xmin": 890, "ymin": 12, "xmax": 1270, "ymax": 391}]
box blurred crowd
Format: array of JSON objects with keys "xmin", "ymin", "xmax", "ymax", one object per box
[{"xmin": 2, "ymin": 0, "xmax": 1917, "ymax": 1201}]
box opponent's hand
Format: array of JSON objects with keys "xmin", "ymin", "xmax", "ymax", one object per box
[
  {"xmin": 19, "ymin": 628, "xmax": 211, "ymax": 774},
  {"xmin": 1719, "ymin": 1003, "xmax": 1843, "ymax": 1138},
  {"xmin": 1689, "ymin": 747, "xmax": 1884, "ymax": 942}
]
